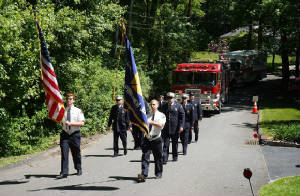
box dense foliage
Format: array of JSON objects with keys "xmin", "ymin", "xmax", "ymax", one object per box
[{"xmin": 0, "ymin": 0, "xmax": 299, "ymax": 157}]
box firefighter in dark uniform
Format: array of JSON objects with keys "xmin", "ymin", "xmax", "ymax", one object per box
[
  {"xmin": 188, "ymin": 93, "xmax": 203, "ymax": 143},
  {"xmin": 180, "ymin": 94, "xmax": 194, "ymax": 155},
  {"xmin": 161, "ymin": 92, "xmax": 185, "ymax": 163},
  {"xmin": 131, "ymin": 98, "xmax": 150, "ymax": 150},
  {"xmin": 158, "ymin": 95, "xmax": 167, "ymax": 112},
  {"xmin": 107, "ymin": 95, "xmax": 132, "ymax": 156}
]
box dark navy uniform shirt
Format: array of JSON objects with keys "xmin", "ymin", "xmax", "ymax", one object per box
[
  {"xmin": 161, "ymin": 101, "xmax": 185, "ymax": 134},
  {"xmin": 189, "ymin": 99, "xmax": 202, "ymax": 120},
  {"xmin": 108, "ymin": 104, "xmax": 130, "ymax": 132},
  {"xmin": 182, "ymin": 103, "xmax": 195, "ymax": 128}
]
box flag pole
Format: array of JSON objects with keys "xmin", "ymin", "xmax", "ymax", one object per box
[{"xmin": 112, "ymin": 18, "xmax": 127, "ymax": 101}]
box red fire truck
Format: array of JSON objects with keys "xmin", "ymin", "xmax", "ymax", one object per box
[
  {"xmin": 171, "ymin": 62, "xmax": 230, "ymax": 113},
  {"xmin": 219, "ymin": 50, "xmax": 267, "ymax": 88}
]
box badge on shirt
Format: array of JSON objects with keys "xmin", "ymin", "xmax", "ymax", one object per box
[{"xmin": 187, "ymin": 110, "xmax": 190, "ymax": 114}]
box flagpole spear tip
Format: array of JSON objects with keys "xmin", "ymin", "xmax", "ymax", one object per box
[{"xmin": 118, "ymin": 18, "xmax": 127, "ymax": 33}]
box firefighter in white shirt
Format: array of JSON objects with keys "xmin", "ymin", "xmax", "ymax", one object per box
[
  {"xmin": 57, "ymin": 93, "xmax": 85, "ymax": 179},
  {"xmin": 138, "ymin": 99, "xmax": 166, "ymax": 182}
]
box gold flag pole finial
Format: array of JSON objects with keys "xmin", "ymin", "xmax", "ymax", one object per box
[{"xmin": 112, "ymin": 18, "xmax": 128, "ymax": 101}]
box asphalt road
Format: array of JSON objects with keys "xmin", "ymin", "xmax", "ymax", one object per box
[{"xmin": 1, "ymin": 75, "xmax": 296, "ymax": 196}]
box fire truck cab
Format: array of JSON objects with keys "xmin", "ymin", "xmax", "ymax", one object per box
[{"xmin": 171, "ymin": 62, "xmax": 230, "ymax": 113}]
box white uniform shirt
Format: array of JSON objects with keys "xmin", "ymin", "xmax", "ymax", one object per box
[
  {"xmin": 147, "ymin": 110, "xmax": 166, "ymax": 141},
  {"xmin": 62, "ymin": 105, "xmax": 85, "ymax": 135}
]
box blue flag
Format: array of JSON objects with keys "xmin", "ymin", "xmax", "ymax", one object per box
[{"xmin": 123, "ymin": 34, "xmax": 149, "ymax": 138}]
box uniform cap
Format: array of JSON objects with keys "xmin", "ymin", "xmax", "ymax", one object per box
[
  {"xmin": 116, "ymin": 95, "xmax": 123, "ymax": 100},
  {"xmin": 189, "ymin": 92, "xmax": 194, "ymax": 96},
  {"xmin": 182, "ymin": 94, "xmax": 189, "ymax": 99},
  {"xmin": 166, "ymin": 92, "xmax": 175, "ymax": 98}
]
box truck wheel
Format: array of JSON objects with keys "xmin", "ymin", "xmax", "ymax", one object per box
[{"xmin": 216, "ymin": 103, "xmax": 222, "ymax": 114}]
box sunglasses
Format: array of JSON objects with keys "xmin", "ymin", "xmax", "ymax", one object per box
[{"xmin": 67, "ymin": 98, "xmax": 73, "ymax": 100}]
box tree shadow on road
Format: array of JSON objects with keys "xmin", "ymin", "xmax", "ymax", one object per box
[
  {"xmin": 109, "ymin": 176, "xmax": 140, "ymax": 183},
  {"xmin": 129, "ymin": 160, "xmax": 155, "ymax": 163},
  {"xmin": 231, "ymin": 122, "xmax": 257, "ymax": 129},
  {"xmin": 24, "ymin": 174, "xmax": 57, "ymax": 179},
  {"xmin": 29, "ymin": 184, "xmax": 119, "ymax": 191},
  {"xmin": 0, "ymin": 179, "xmax": 29, "ymax": 185},
  {"xmin": 84, "ymin": 154, "xmax": 117, "ymax": 158},
  {"xmin": 104, "ymin": 148, "xmax": 134, "ymax": 151}
]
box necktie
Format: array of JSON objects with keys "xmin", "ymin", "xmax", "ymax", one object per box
[
  {"xmin": 67, "ymin": 108, "xmax": 71, "ymax": 130},
  {"xmin": 149, "ymin": 113, "xmax": 155, "ymax": 132}
]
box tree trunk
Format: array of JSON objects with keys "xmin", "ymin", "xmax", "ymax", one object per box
[
  {"xmin": 187, "ymin": 0, "xmax": 192, "ymax": 17},
  {"xmin": 257, "ymin": 16, "xmax": 263, "ymax": 50},
  {"xmin": 272, "ymin": 53, "xmax": 275, "ymax": 71},
  {"xmin": 128, "ymin": 0, "xmax": 134, "ymax": 37},
  {"xmin": 146, "ymin": 0, "xmax": 159, "ymax": 70},
  {"xmin": 296, "ymin": 45, "xmax": 299, "ymax": 77},
  {"xmin": 111, "ymin": 29, "xmax": 119, "ymax": 58},
  {"xmin": 247, "ymin": 19, "xmax": 253, "ymax": 50},
  {"xmin": 271, "ymin": 27, "xmax": 276, "ymax": 71},
  {"xmin": 280, "ymin": 31, "xmax": 290, "ymax": 91}
]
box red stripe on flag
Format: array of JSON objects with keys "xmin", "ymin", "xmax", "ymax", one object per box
[
  {"xmin": 42, "ymin": 81, "xmax": 64, "ymax": 104},
  {"xmin": 49, "ymin": 101, "xmax": 58, "ymax": 118},
  {"xmin": 57, "ymin": 106, "xmax": 65, "ymax": 122},
  {"xmin": 42, "ymin": 61, "xmax": 56, "ymax": 77},
  {"xmin": 42, "ymin": 69, "xmax": 60, "ymax": 91}
]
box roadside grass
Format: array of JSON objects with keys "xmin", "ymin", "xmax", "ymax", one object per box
[
  {"xmin": 267, "ymin": 55, "xmax": 281, "ymax": 73},
  {"xmin": 0, "ymin": 135, "xmax": 59, "ymax": 168},
  {"xmin": 267, "ymin": 55, "xmax": 296, "ymax": 73},
  {"xmin": 191, "ymin": 51, "xmax": 219, "ymax": 62},
  {"xmin": 260, "ymin": 86, "xmax": 300, "ymax": 142},
  {"xmin": 259, "ymin": 176, "xmax": 300, "ymax": 196}
]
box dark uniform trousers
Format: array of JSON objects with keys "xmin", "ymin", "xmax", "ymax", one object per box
[
  {"xmin": 181, "ymin": 103, "xmax": 194, "ymax": 154},
  {"xmin": 141, "ymin": 137, "xmax": 163, "ymax": 177},
  {"xmin": 162, "ymin": 132, "xmax": 179, "ymax": 162},
  {"xmin": 189, "ymin": 99, "xmax": 202, "ymax": 142},
  {"xmin": 180, "ymin": 123, "xmax": 190, "ymax": 155},
  {"xmin": 192, "ymin": 120, "xmax": 199, "ymax": 141},
  {"xmin": 113, "ymin": 130, "xmax": 127, "ymax": 155},
  {"xmin": 60, "ymin": 130, "xmax": 81, "ymax": 175},
  {"xmin": 108, "ymin": 104, "xmax": 130, "ymax": 156}
]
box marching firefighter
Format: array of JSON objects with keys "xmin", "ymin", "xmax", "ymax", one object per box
[
  {"xmin": 180, "ymin": 94, "xmax": 194, "ymax": 155},
  {"xmin": 188, "ymin": 92, "xmax": 202, "ymax": 143},
  {"xmin": 161, "ymin": 92, "xmax": 185, "ymax": 163}
]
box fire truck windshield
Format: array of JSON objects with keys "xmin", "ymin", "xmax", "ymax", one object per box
[{"xmin": 173, "ymin": 72, "xmax": 216, "ymax": 86}]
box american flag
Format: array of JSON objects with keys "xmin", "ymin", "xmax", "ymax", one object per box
[{"xmin": 35, "ymin": 19, "xmax": 65, "ymax": 122}]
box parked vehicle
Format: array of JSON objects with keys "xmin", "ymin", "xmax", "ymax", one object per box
[
  {"xmin": 219, "ymin": 50, "xmax": 267, "ymax": 88},
  {"xmin": 171, "ymin": 62, "xmax": 230, "ymax": 113}
]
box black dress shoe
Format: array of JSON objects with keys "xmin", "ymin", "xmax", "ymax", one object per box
[
  {"xmin": 77, "ymin": 169, "xmax": 82, "ymax": 176},
  {"xmin": 163, "ymin": 161, "xmax": 167, "ymax": 165},
  {"xmin": 124, "ymin": 149, "xmax": 127, "ymax": 155},
  {"xmin": 155, "ymin": 174, "xmax": 162, "ymax": 179},
  {"xmin": 56, "ymin": 174, "xmax": 68, "ymax": 179},
  {"xmin": 137, "ymin": 174, "xmax": 146, "ymax": 182},
  {"xmin": 113, "ymin": 153, "xmax": 118, "ymax": 157},
  {"xmin": 173, "ymin": 158, "xmax": 178, "ymax": 162}
]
